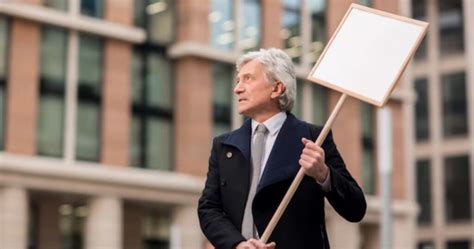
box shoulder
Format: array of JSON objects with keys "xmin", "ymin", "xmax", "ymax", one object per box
[
  {"xmin": 211, "ymin": 128, "xmax": 243, "ymax": 146},
  {"xmin": 305, "ymin": 122, "xmax": 323, "ymax": 134},
  {"xmin": 212, "ymin": 132, "xmax": 231, "ymax": 144}
]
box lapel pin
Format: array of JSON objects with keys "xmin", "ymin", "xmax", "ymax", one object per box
[{"xmin": 226, "ymin": 152, "xmax": 232, "ymax": 158}]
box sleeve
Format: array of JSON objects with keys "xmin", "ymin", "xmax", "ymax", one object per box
[
  {"xmin": 321, "ymin": 130, "xmax": 367, "ymax": 222},
  {"xmin": 316, "ymin": 169, "xmax": 331, "ymax": 192},
  {"xmin": 197, "ymin": 138, "xmax": 246, "ymax": 249}
]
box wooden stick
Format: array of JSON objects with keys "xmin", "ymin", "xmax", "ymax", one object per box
[{"xmin": 259, "ymin": 93, "xmax": 348, "ymax": 243}]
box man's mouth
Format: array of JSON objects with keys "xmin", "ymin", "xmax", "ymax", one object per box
[{"xmin": 238, "ymin": 98, "xmax": 247, "ymax": 102}]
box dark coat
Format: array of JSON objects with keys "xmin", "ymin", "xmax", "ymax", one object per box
[{"xmin": 198, "ymin": 113, "xmax": 366, "ymax": 249}]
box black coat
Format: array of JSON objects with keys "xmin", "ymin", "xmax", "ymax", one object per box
[{"xmin": 198, "ymin": 113, "xmax": 366, "ymax": 249}]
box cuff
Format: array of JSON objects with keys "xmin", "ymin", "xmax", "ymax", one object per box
[{"xmin": 316, "ymin": 168, "xmax": 331, "ymax": 192}]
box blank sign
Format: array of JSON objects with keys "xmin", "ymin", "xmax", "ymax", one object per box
[{"xmin": 308, "ymin": 4, "xmax": 428, "ymax": 107}]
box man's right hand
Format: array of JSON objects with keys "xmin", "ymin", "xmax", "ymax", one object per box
[{"xmin": 235, "ymin": 239, "xmax": 276, "ymax": 249}]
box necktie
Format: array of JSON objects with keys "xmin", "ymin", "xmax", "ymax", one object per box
[{"xmin": 242, "ymin": 124, "xmax": 268, "ymax": 239}]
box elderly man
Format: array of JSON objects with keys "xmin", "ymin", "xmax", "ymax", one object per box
[{"xmin": 198, "ymin": 48, "xmax": 366, "ymax": 249}]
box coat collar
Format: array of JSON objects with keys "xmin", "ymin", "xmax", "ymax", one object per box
[
  {"xmin": 222, "ymin": 117, "xmax": 252, "ymax": 161},
  {"xmin": 222, "ymin": 113, "xmax": 312, "ymax": 191}
]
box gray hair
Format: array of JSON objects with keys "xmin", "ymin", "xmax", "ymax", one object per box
[{"xmin": 236, "ymin": 48, "xmax": 296, "ymax": 112}]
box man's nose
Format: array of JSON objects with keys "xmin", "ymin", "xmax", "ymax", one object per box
[{"xmin": 234, "ymin": 83, "xmax": 244, "ymax": 94}]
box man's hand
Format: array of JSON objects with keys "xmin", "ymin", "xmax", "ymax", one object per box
[
  {"xmin": 299, "ymin": 138, "xmax": 329, "ymax": 183},
  {"xmin": 235, "ymin": 239, "xmax": 276, "ymax": 249}
]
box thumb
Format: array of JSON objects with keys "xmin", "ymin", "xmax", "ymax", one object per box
[{"xmin": 301, "ymin": 137, "xmax": 311, "ymax": 145}]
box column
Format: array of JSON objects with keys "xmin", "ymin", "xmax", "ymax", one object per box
[
  {"xmin": 174, "ymin": 0, "xmax": 212, "ymax": 176},
  {"xmin": 85, "ymin": 196, "xmax": 122, "ymax": 249},
  {"xmin": 101, "ymin": 0, "xmax": 133, "ymax": 166},
  {"xmin": 5, "ymin": 17, "xmax": 41, "ymax": 155},
  {"xmin": 325, "ymin": 211, "xmax": 361, "ymax": 249},
  {"xmin": 261, "ymin": 0, "xmax": 283, "ymax": 48},
  {"xmin": 0, "ymin": 187, "xmax": 28, "ymax": 249},
  {"xmin": 171, "ymin": 204, "xmax": 203, "ymax": 249}
]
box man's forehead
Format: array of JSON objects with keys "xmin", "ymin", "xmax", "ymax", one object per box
[{"xmin": 237, "ymin": 60, "xmax": 263, "ymax": 75}]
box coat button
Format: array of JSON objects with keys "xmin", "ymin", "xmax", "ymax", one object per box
[{"xmin": 226, "ymin": 152, "xmax": 232, "ymax": 158}]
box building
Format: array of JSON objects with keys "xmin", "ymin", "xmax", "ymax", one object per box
[
  {"xmin": 410, "ymin": 0, "xmax": 474, "ymax": 248},
  {"xmin": 0, "ymin": 0, "xmax": 425, "ymax": 248}
]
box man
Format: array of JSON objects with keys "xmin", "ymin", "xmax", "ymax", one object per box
[{"xmin": 198, "ymin": 48, "xmax": 366, "ymax": 249}]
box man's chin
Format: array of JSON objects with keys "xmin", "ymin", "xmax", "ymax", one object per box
[{"xmin": 237, "ymin": 107, "xmax": 247, "ymax": 115}]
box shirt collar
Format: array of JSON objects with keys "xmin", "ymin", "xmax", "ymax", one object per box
[{"xmin": 251, "ymin": 112, "xmax": 287, "ymax": 136}]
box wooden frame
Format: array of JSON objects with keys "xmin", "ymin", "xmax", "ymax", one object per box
[{"xmin": 307, "ymin": 3, "xmax": 429, "ymax": 107}]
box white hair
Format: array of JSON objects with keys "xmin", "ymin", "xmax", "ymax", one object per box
[{"xmin": 236, "ymin": 48, "xmax": 296, "ymax": 112}]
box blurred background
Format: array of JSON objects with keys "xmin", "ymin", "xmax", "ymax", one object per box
[{"xmin": 0, "ymin": 0, "xmax": 472, "ymax": 248}]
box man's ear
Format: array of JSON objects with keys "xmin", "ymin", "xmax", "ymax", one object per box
[{"xmin": 271, "ymin": 81, "xmax": 286, "ymax": 99}]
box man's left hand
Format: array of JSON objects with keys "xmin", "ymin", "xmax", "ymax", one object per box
[{"xmin": 299, "ymin": 138, "xmax": 329, "ymax": 183}]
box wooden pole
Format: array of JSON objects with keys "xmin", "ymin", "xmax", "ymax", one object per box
[{"xmin": 260, "ymin": 93, "xmax": 348, "ymax": 243}]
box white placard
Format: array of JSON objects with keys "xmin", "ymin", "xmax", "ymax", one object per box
[{"xmin": 308, "ymin": 4, "xmax": 428, "ymax": 107}]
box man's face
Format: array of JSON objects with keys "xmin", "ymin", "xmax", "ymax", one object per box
[{"xmin": 234, "ymin": 60, "xmax": 279, "ymax": 118}]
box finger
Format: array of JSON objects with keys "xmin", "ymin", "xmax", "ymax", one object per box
[
  {"xmin": 266, "ymin": 242, "xmax": 276, "ymax": 249},
  {"xmin": 242, "ymin": 242, "xmax": 256, "ymax": 249},
  {"xmin": 300, "ymin": 154, "xmax": 316, "ymax": 163},
  {"xmin": 301, "ymin": 153, "xmax": 323, "ymax": 165},
  {"xmin": 299, "ymin": 158, "xmax": 313, "ymax": 169},
  {"xmin": 303, "ymin": 148, "xmax": 325, "ymax": 161},
  {"xmin": 302, "ymin": 147, "xmax": 322, "ymax": 158},
  {"xmin": 303, "ymin": 140, "xmax": 318, "ymax": 150},
  {"xmin": 248, "ymin": 239, "xmax": 263, "ymax": 248},
  {"xmin": 301, "ymin": 137, "xmax": 310, "ymax": 145}
]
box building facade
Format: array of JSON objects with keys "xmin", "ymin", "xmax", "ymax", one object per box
[
  {"xmin": 0, "ymin": 0, "xmax": 422, "ymax": 248},
  {"xmin": 410, "ymin": 0, "xmax": 474, "ymax": 248}
]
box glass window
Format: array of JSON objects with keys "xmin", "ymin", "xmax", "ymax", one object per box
[
  {"xmin": 130, "ymin": 49, "xmax": 173, "ymax": 170},
  {"xmin": 412, "ymin": 0, "xmax": 426, "ymax": 19},
  {"xmin": 309, "ymin": 0, "xmax": 326, "ymax": 63},
  {"xmin": 416, "ymin": 159, "xmax": 432, "ymax": 225},
  {"xmin": 44, "ymin": 0, "xmax": 68, "ymax": 11},
  {"xmin": 38, "ymin": 26, "xmax": 67, "ymax": 157},
  {"xmin": 312, "ymin": 84, "xmax": 327, "ymax": 125},
  {"xmin": 361, "ymin": 103, "xmax": 375, "ymax": 195},
  {"xmin": 441, "ymin": 72, "xmax": 467, "ymax": 137},
  {"xmin": 281, "ymin": 0, "xmax": 302, "ymax": 63},
  {"xmin": 414, "ymin": 78, "xmax": 430, "ymax": 141},
  {"xmin": 359, "ymin": 0, "xmax": 372, "ymax": 6},
  {"xmin": 438, "ymin": 0, "xmax": 464, "ymax": 55},
  {"xmin": 213, "ymin": 63, "xmax": 233, "ymax": 137},
  {"xmin": 142, "ymin": 210, "xmax": 171, "ymax": 249},
  {"xmin": 412, "ymin": 0, "xmax": 427, "ymax": 60},
  {"xmin": 418, "ymin": 241, "xmax": 434, "ymax": 249},
  {"xmin": 76, "ymin": 34, "xmax": 103, "ymax": 162},
  {"xmin": 210, "ymin": 0, "xmax": 234, "ymax": 50},
  {"xmin": 135, "ymin": 0, "xmax": 175, "ymax": 45},
  {"xmin": 447, "ymin": 240, "xmax": 470, "ymax": 249},
  {"xmin": 444, "ymin": 155, "xmax": 471, "ymax": 222},
  {"xmin": 29, "ymin": 197, "xmax": 86, "ymax": 249},
  {"xmin": 0, "ymin": 16, "xmax": 8, "ymax": 151},
  {"xmin": 414, "ymin": 37, "xmax": 428, "ymax": 60},
  {"xmin": 59, "ymin": 203, "xmax": 87, "ymax": 249},
  {"xmin": 292, "ymin": 80, "xmax": 303, "ymax": 118},
  {"xmin": 80, "ymin": 0, "xmax": 103, "ymax": 18},
  {"xmin": 240, "ymin": 0, "xmax": 261, "ymax": 51}
]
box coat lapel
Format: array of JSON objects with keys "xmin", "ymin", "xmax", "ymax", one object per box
[
  {"xmin": 257, "ymin": 113, "xmax": 311, "ymax": 192},
  {"xmin": 220, "ymin": 114, "xmax": 312, "ymax": 193},
  {"xmin": 222, "ymin": 118, "xmax": 252, "ymax": 161}
]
